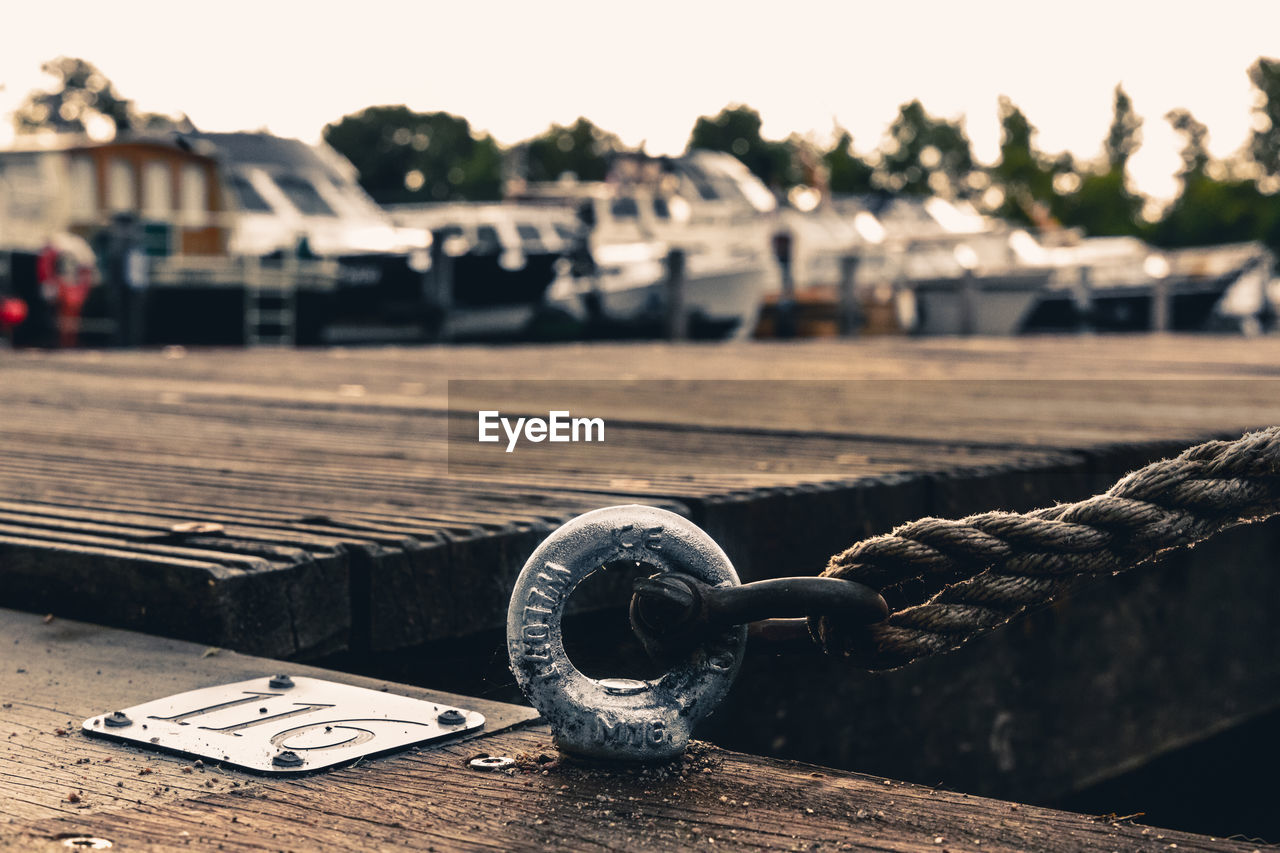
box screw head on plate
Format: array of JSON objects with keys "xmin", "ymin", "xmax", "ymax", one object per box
[
  {"xmin": 103, "ymin": 711, "xmax": 132, "ymax": 728},
  {"xmin": 60, "ymin": 838, "xmax": 113, "ymax": 849},
  {"xmin": 272, "ymin": 749, "xmax": 304, "ymax": 768},
  {"xmin": 468, "ymin": 755, "xmax": 515, "ymax": 771},
  {"xmin": 268, "ymin": 674, "xmax": 294, "ymax": 689},
  {"xmin": 437, "ymin": 709, "xmax": 465, "ymax": 726}
]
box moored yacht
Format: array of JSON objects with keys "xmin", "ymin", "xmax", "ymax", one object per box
[
  {"xmin": 388, "ymin": 201, "xmax": 575, "ymax": 339},
  {"xmin": 0, "ymin": 131, "xmax": 433, "ymax": 345},
  {"xmin": 1014, "ymin": 233, "xmax": 1274, "ymax": 333},
  {"xmin": 520, "ymin": 151, "xmax": 776, "ymax": 339}
]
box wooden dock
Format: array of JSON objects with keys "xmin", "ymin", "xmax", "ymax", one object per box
[
  {"xmin": 0, "ymin": 609, "xmax": 1264, "ymax": 852},
  {"xmin": 2, "ymin": 335, "xmax": 1280, "ymax": 846},
  {"xmin": 2, "ymin": 337, "xmax": 1278, "ymax": 652}
]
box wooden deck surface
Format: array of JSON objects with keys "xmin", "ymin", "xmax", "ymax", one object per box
[
  {"xmin": 2, "ymin": 335, "xmax": 1280, "ymax": 816},
  {"xmin": 0, "ymin": 609, "xmax": 1261, "ymax": 853},
  {"xmin": 3, "ymin": 336, "xmax": 1279, "ymax": 656}
]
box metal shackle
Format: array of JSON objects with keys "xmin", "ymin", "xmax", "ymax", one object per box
[{"xmin": 507, "ymin": 505, "xmax": 747, "ymax": 761}]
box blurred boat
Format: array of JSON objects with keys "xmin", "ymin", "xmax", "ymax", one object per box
[
  {"xmin": 387, "ymin": 202, "xmax": 575, "ymax": 340},
  {"xmin": 0, "ymin": 131, "xmax": 433, "ymax": 345},
  {"xmin": 519, "ymin": 151, "xmax": 776, "ymax": 339},
  {"xmin": 759, "ymin": 195, "xmax": 1052, "ymax": 336},
  {"xmin": 851, "ymin": 196, "xmax": 1053, "ymax": 335},
  {"xmin": 760, "ymin": 193, "xmax": 1275, "ymax": 337},
  {"xmin": 1014, "ymin": 234, "xmax": 1275, "ymax": 333},
  {"xmin": 185, "ymin": 131, "xmax": 432, "ymax": 341},
  {"xmin": 0, "ymin": 133, "xmax": 236, "ymax": 345}
]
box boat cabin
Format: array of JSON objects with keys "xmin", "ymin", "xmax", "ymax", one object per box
[
  {"xmin": 0, "ymin": 131, "xmax": 429, "ymax": 264},
  {"xmin": 0, "ymin": 136, "xmax": 229, "ymax": 256},
  {"xmin": 185, "ymin": 131, "xmax": 428, "ymax": 262}
]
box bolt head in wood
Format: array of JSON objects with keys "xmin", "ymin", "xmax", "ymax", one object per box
[
  {"xmin": 469, "ymin": 755, "xmax": 515, "ymax": 771},
  {"xmin": 103, "ymin": 711, "xmax": 132, "ymax": 728},
  {"xmin": 272, "ymin": 749, "xmax": 304, "ymax": 767}
]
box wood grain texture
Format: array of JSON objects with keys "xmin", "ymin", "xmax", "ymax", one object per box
[
  {"xmin": 0, "ymin": 608, "xmax": 538, "ymax": 825},
  {"xmin": 3, "ymin": 337, "xmax": 1280, "ymax": 656},
  {"xmin": 3, "ymin": 339, "xmax": 1280, "ymax": 805},
  {"xmin": 6, "ymin": 726, "xmax": 1265, "ymax": 853},
  {"xmin": 0, "ymin": 610, "xmax": 1259, "ymax": 853}
]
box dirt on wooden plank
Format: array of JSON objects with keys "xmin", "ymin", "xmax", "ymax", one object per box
[{"xmin": 0, "ymin": 608, "xmax": 1267, "ymax": 852}]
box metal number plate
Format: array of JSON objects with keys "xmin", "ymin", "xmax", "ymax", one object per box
[{"xmin": 82, "ymin": 676, "xmax": 484, "ymax": 774}]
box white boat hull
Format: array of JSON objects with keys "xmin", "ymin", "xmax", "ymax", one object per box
[
  {"xmin": 909, "ymin": 272, "xmax": 1052, "ymax": 336},
  {"xmin": 548, "ymin": 254, "xmax": 770, "ymax": 339}
]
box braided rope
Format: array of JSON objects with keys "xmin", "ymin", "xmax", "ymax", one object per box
[{"xmin": 812, "ymin": 426, "xmax": 1280, "ymax": 670}]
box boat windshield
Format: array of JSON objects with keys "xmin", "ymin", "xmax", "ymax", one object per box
[
  {"xmin": 227, "ymin": 173, "xmax": 273, "ymax": 213},
  {"xmin": 516, "ymin": 223, "xmax": 544, "ymax": 250},
  {"xmin": 688, "ymin": 174, "xmax": 719, "ymax": 201},
  {"xmin": 474, "ymin": 224, "xmax": 501, "ymax": 253},
  {"xmin": 273, "ymin": 174, "xmax": 335, "ymax": 216}
]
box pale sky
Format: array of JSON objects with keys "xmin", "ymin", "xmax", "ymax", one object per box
[{"xmin": 2, "ymin": 1, "xmax": 1277, "ymax": 201}]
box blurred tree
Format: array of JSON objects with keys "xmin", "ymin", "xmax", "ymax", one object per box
[
  {"xmin": 323, "ymin": 106, "xmax": 503, "ymax": 203},
  {"xmin": 1247, "ymin": 57, "xmax": 1280, "ymax": 178},
  {"xmin": 987, "ymin": 88, "xmax": 1145, "ymax": 236},
  {"xmin": 1152, "ymin": 173, "xmax": 1277, "ymax": 249},
  {"xmin": 687, "ymin": 105, "xmax": 793, "ymax": 189},
  {"xmin": 1056, "ymin": 85, "xmax": 1145, "ymax": 236},
  {"xmin": 1105, "ymin": 84, "xmax": 1143, "ymax": 171},
  {"xmin": 521, "ymin": 117, "xmax": 620, "ymax": 183},
  {"xmin": 875, "ymin": 100, "xmax": 975, "ymax": 198},
  {"xmin": 987, "ymin": 97, "xmax": 1061, "ymax": 224},
  {"xmin": 14, "ymin": 57, "xmax": 132, "ymax": 135},
  {"xmin": 1057, "ymin": 169, "xmax": 1142, "ymax": 236},
  {"xmin": 459, "ymin": 135, "xmax": 505, "ymax": 200},
  {"xmin": 13, "ymin": 56, "xmax": 190, "ymax": 138},
  {"xmin": 1153, "ymin": 106, "xmax": 1280, "ymax": 251},
  {"xmin": 823, "ymin": 129, "xmax": 874, "ymax": 195},
  {"xmin": 1166, "ymin": 108, "xmax": 1209, "ymax": 179}
]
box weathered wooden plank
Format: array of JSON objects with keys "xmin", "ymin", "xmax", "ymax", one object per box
[
  {"xmin": 8, "ymin": 726, "xmax": 1261, "ymax": 853},
  {"xmin": 0, "ymin": 610, "xmax": 1256, "ymax": 853},
  {"xmin": 0, "ymin": 536, "xmax": 343, "ymax": 660},
  {"xmin": 6, "ymin": 356, "xmax": 1119, "ymax": 655},
  {"xmin": 0, "ymin": 609, "xmax": 537, "ymax": 825},
  {"xmin": 2, "ymin": 338, "xmax": 1280, "ymax": 815}
]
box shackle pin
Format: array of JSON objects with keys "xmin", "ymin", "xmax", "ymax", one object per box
[{"xmin": 630, "ymin": 573, "xmax": 887, "ymax": 656}]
